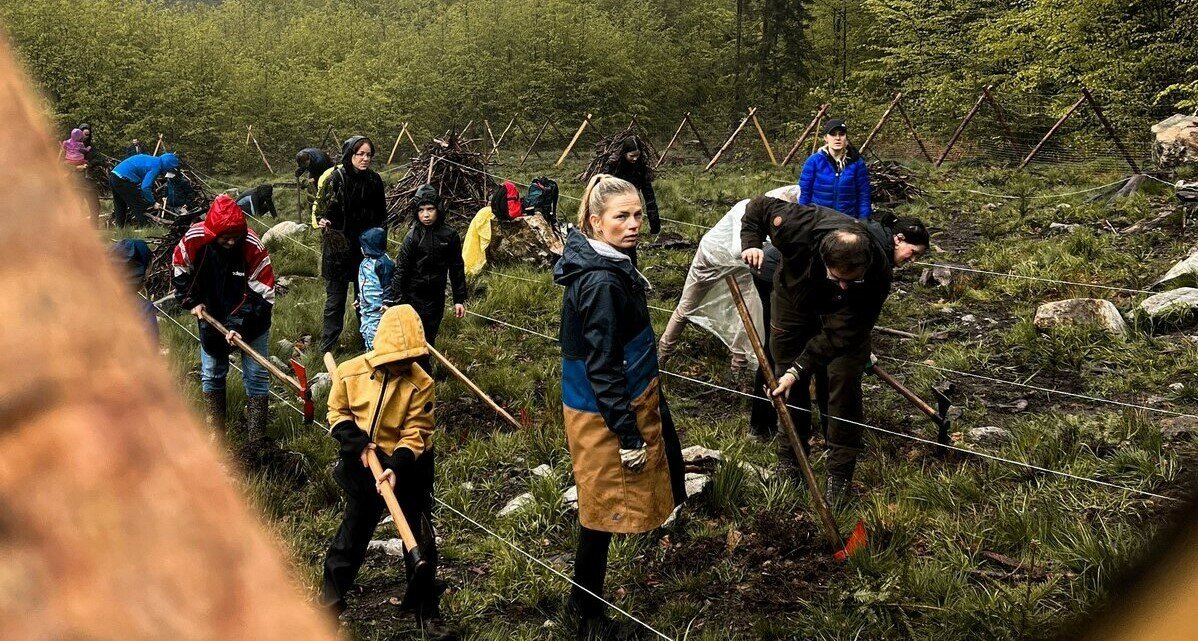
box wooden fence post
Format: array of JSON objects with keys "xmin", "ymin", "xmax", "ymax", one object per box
[
  {"xmin": 1019, "ymin": 93, "xmax": 1086, "ymax": 168},
  {"xmin": 781, "ymin": 104, "xmax": 829, "ymax": 166},
  {"xmin": 152, "ymin": 133, "xmax": 164, "ymax": 156},
  {"xmin": 936, "ymin": 87, "xmax": 989, "ymax": 167},
  {"xmin": 656, "ymin": 113, "xmax": 690, "ymax": 168},
  {"xmin": 486, "ymin": 116, "xmax": 516, "ymax": 162},
  {"xmin": 896, "ymin": 101, "xmax": 934, "ymax": 163},
  {"xmin": 860, "ymin": 93, "xmax": 902, "ymax": 155},
  {"xmin": 706, "ymin": 107, "xmax": 756, "ymax": 171},
  {"xmin": 555, "ymin": 113, "xmax": 593, "ymax": 167},
  {"xmin": 686, "ymin": 113, "xmax": 714, "ymax": 160},
  {"xmin": 386, "ymin": 122, "xmax": 408, "ymax": 165},
  {"xmin": 982, "ymin": 86, "xmax": 1018, "ymax": 152},
  {"xmin": 520, "ymin": 118, "xmax": 552, "ymax": 167},
  {"xmin": 319, "ymin": 125, "xmax": 334, "ymax": 150},
  {"xmin": 247, "ymin": 126, "xmax": 274, "ymax": 174},
  {"xmin": 1081, "ymin": 87, "xmax": 1141, "ymax": 174},
  {"xmin": 750, "ymin": 111, "xmax": 779, "ymax": 165}
]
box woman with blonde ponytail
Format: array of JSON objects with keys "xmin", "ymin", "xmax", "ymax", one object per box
[{"xmin": 552, "ymin": 174, "xmax": 686, "ymax": 639}]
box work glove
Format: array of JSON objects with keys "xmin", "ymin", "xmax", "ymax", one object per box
[
  {"xmin": 619, "ymin": 446, "xmax": 648, "ymax": 472},
  {"xmin": 331, "ymin": 421, "xmax": 370, "ymax": 460},
  {"xmin": 387, "ymin": 446, "xmax": 416, "ymax": 480}
]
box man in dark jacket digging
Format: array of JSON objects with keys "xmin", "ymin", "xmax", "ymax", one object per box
[
  {"xmin": 383, "ymin": 184, "xmax": 467, "ymax": 375},
  {"xmin": 741, "ymin": 196, "xmax": 927, "ymax": 505},
  {"xmin": 313, "ymin": 136, "xmax": 387, "ymax": 353}
]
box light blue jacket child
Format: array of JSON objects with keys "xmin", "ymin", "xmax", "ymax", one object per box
[{"xmin": 357, "ymin": 227, "xmax": 395, "ymax": 350}]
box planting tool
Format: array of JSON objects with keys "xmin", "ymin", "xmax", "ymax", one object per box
[
  {"xmin": 197, "ymin": 308, "xmax": 313, "ymax": 423},
  {"xmin": 868, "ymin": 363, "xmax": 954, "ymax": 454},
  {"xmin": 323, "ymin": 352, "xmax": 432, "ymax": 599},
  {"xmin": 427, "ymin": 344, "xmax": 522, "ymax": 430},
  {"xmin": 724, "ymin": 276, "xmax": 867, "ymax": 560}
]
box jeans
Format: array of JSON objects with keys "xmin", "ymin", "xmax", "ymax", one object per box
[{"xmin": 200, "ymin": 330, "xmax": 271, "ymax": 396}]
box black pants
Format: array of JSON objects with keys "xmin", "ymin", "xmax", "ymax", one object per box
[
  {"xmin": 569, "ymin": 526, "xmax": 613, "ymax": 620},
  {"xmin": 321, "ymin": 278, "xmax": 360, "ymax": 354},
  {"xmin": 411, "ymin": 298, "xmax": 445, "ymax": 376},
  {"xmin": 750, "ymin": 276, "xmax": 777, "ymax": 437},
  {"xmin": 321, "ymin": 449, "xmax": 437, "ymax": 615},
  {"xmin": 109, "ymin": 174, "xmax": 149, "ymax": 227},
  {"xmin": 771, "ymin": 297, "xmax": 870, "ymax": 480}
]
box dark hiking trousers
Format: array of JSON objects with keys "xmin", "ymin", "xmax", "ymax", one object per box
[
  {"xmin": 569, "ymin": 525, "xmax": 613, "ymax": 620},
  {"xmin": 321, "ymin": 278, "xmax": 360, "ymax": 354},
  {"xmin": 109, "ymin": 173, "xmax": 150, "ymax": 227},
  {"xmin": 770, "ymin": 299, "xmax": 871, "ymax": 480},
  {"xmin": 411, "ymin": 297, "xmax": 445, "ymax": 376},
  {"xmin": 321, "ymin": 449, "xmax": 437, "ymax": 615}
]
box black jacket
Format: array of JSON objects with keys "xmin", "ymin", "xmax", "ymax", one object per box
[
  {"xmin": 172, "ymin": 241, "xmax": 272, "ymax": 356},
  {"xmin": 296, "ymin": 147, "xmax": 333, "ymax": 180},
  {"xmin": 384, "ymin": 220, "xmax": 467, "ymax": 309},
  {"xmin": 317, "ymin": 137, "xmax": 387, "ymax": 282},
  {"xmin": 740, "ymin": 196, "xmax": 893, "ymax": 372}
]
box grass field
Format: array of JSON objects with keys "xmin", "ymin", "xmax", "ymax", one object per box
[{"xmin": 118, "ymin": 151, "xmax": 1198, "ymax": 640}]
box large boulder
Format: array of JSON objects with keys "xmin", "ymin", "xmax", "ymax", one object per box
[
  {"xmin": 1033, "ymin": 298, "xmax": 1128, "ymax": 338},
  {"xmin": 1153, "ymin": 246, "xmax": 1198, "ymax": 290},
  {"xmin": 1137, "ymin": 287, "xmax": 1198, "ymax": 329},
  {"xmin": 261, "ymin": 220, "xmax": 308, "ymax": 246},
  {"xmin": 1151, "ymin": 114, "xmax": 1198, "ymax": 168},
  {"xmin": 486, "ymin": 213, "xmax": 564, "ymax": 269}
]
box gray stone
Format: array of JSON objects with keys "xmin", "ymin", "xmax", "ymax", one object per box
[
  {"xmin": 919, "ymin": 266, "xmax": 953, "ymax": 287},
  {"xmin": 308, "ymin": 372, "xmax": 331, "ymax": 397},
  {"xmin": 487, "ymin": 214, "xmax": 564, "ymax": 269},
  {"xmin": 1047, "ymin": 223, "xmax": 1082, "ymax": 235},
  {"xmin": 563, "ymin": 485, "xmax": 578, "ymax": 508},
  {"xmin": 681, "ymin": 445, "xmax": 722, "ymax": 464},
  {"xmin": 960, "ymin": 314, "xmax": 976, "ymax": 323},
  {"xmin": 261, "ymin": 220, "xmax": 308, "ymax": 245},
  {"xmin": 1151, "ymin": 114, "xmax": 1198, "ymax": 168},
  {"xmin": 367, "ymin": 538, "xmax": 405, "ymax": 557},
  {"xmin": 498, "ymin": 492, "xmax": 535, "ymax": 517},
  {"xmin": 1153, "ymin": 248, "xmax": 1198, "ymax": 290},
  {"xmin": 1033, "ymin": 298, "xmax": 1128, "ymax": 338},
  {"xmin": 1137, "ymin": 288, "xmax": 1198, "ymax": 328},
  {"xmin": 530, "ymin": 463, "xmax": 553, "ymax": 478},
  {"xmin": 1161, "ymin": 416, "xmax": 1198, "ymax": 441},
  {"xmin": 684, "ymin": 473, "xmax": 710, "ymax": 499},
  {"xmin": 968, "ymin": 426, "xmax": 1012, "ymax": 447}
]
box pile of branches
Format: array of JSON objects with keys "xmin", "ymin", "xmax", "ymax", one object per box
[
  {"xmin": 85, "ymin": 155, "xmax": 118, "ymax": 197},
  {"xmin": 385, "ymin": 134, "xmax": 495, "ymax": 228},
  {"xmin": 578, "ymin": 128, "xmax": 659, "ymax": 182},
  {"xmin": 868, "ymin": 160, "xmax": 922, "ymax": 205}
]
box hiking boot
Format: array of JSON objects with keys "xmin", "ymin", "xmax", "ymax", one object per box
[
  {"xmin": 416, "ymin": 615, "xmax": 459, "ymax": 641},
  {"xmin": 245, "ymin": 395, "xmax": 270, "ymax": 442},
  {"xmin": 202, "ymin": 390, "xmax": 227, "ymax": 435},
  {"xmin": 824, "ymin": 474, "xmax": 850, "ymax": 509},
  {"xmin": 577, "ymin": 615, "xmax": 645, "ymax": 641}
]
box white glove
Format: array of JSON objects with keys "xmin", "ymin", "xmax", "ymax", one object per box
[{"xmin": 619, "ymin": 446, "xmax": 648, "ymax": 471}]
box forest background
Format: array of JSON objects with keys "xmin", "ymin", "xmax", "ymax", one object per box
[{"xmin": 3, "ymin": 0, "xmax": 1196, "ymax": 171}]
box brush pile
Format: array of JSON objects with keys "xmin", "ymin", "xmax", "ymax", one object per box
[
  {"xmin": 578, "ymin": 128, "xmax": 659, "ymax": 182},
  {"xmin": 385, "ymin": 134, "xmax": 495, "ymax": 228},
  {"xmin": 868, "ymin": 160, "xmax": 923, "ymax": 205}
]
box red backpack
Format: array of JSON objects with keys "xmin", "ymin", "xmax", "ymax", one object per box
[{"xmin": 490, "ymin": 180, "xmax": 523, "ymax": 221}]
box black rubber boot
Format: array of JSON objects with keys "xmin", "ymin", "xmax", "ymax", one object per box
[{"xmin": 202, "ymin": 389, "xmax": 227, "ymax": 435}]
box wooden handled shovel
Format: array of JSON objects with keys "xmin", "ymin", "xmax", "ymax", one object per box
[
  {"xmin": 427, "ymin": 344, "xmax": 523, "ymax": 430},
  {"xmin": 868, "ymin": 363, "xmax": 954, "ymax": 456},
  {"xmin": 197, "ymin": 308, "xmax": 313, "ymax": 422},
  {"xmin": 724, "ymin": 275, "xmax": 866, "ymax": 560},
  {"xmin": 322, "ymin": 352, "xmax": 430, "ymax": 582}
]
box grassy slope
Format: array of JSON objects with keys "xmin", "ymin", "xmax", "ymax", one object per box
[{"xmin": 137, "ymin": 150, "xmax": 1197, "ymax": 640}]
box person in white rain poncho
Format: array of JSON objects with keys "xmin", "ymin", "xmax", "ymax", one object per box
[{"xmin": 657, "ymin": 185, "xmax": 797, "ymax": 375}]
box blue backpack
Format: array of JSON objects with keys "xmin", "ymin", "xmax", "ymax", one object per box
[{"xmin": 522, "ymin": 176, "xmax": 559, "ymax": 224}]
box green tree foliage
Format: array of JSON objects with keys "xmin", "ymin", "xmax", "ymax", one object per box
[{"xmin": 1, "ymin": 0, "xmax": 1191, "ymax": 170}]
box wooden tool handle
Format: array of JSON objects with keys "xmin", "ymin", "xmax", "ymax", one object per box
[
  {"xmin": 366, "ymin": 448, "xmax": 420, "ymax": 551},
  {"xmin": 197, "ymin": 308, "xmax": 302, "ymax": 394},
  {"xmin": 427, "ymin": 344, "xmax": 522, "ymax": 430},
  {"xmin": 869, "ymin": 364, "xmax": 945, "ymax": 427},
  {"xmin": 724, "ymin": 275, "xmax": 844, "ymax": 551}
]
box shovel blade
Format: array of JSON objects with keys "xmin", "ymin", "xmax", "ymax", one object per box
[
  {"xmin": 833, "ymin": 520, "xmax": 868, "ymax": 561},
  {"xmin": 289, "ymin": 359, "xmax": 314, "ymax": 423}
]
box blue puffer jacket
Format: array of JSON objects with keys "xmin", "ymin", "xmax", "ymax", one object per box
[
  {"xmin": 112, "ymin": 152, "xmax": 181, "ymax": 203},
  {"xmin": 357, "ymin": 228, "xmax": 394, "ymax": 350},
  {"xmin": 797, "ymin": 147, "xmax": 872, "ymax": 220}
]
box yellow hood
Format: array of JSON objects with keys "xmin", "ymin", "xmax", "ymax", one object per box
[{"xmin": 365, "ymin": 305, "xmax": 428, "ymax": 368}]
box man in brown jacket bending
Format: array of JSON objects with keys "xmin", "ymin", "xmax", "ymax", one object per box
[{"xmin": 741, "ymin": 196, "xmax": 927, "ymax": 506}]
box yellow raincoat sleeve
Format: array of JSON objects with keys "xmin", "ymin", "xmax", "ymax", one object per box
[
  {"xmin": 462, "ymin": 206, "xmax": 495, "ymax": 277},
  {"xmin": 310, "ymin": 165, "xmax": 338, "ymax": 229},
  {"xmin": 395, "ymin": 379, "xmax": 435, "ymax": 459},
  {"xmin": 325, "ymin": 366, "xmax": 355, "ymax": 429}
]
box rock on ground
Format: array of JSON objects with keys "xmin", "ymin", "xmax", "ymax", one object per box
[
  {"xmin": 1153, "ymin": 247, "xmax": 1198, "ymax": 290},
  {"xmin": 1034, "ymin": 298, "xmax": 1128, "ymax": 338},
  {"xmin": 487, "ymin": 214, "xmax": 564, "ymax": 269},
  {"xmin": 1152, "ymin": 114, "xmax": 1198, "ymax": 168},
  {"xmin": 498, "ymin": 492, "xmax": 535, "ymax": 517},
  {"xmin": 968, "ymin": 426, "xmax": 1012, "ymax": 447},
  {"xmin": 367, "ymin": 538, "xmax": 405, "ymax": 557},
  {"xmin": 1161, "ymin": 416, "xmax": 1198, "ymax": 441},
  {"xmin": 1137, "ymin": 288, "xmax": 1198, "ymax": 329},
  {"xmin": 261, "ymin": 220, "xmax": 308, "ymax": 245}
]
